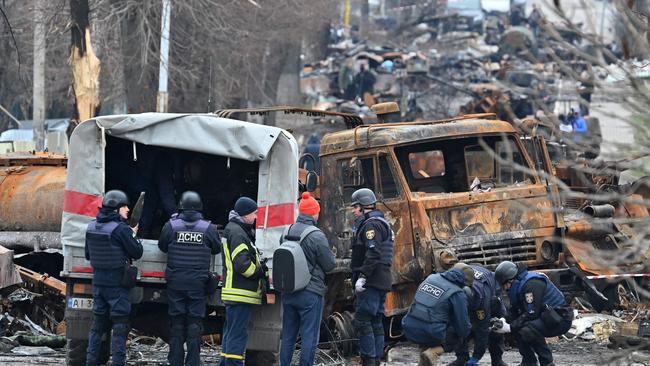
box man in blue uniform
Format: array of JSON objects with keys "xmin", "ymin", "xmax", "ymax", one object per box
[
  {"xmin": 158, "ymin": 191, "xmax": 222, "ymax": 366},
  {"xmin": 449, "ymin": 263, "xmax": 506, "ymax": 366},
  {"xmin": 85, "ymin": 190, "xmax": 143, "ymax": 366},
  {"xmin": 401, "ymin": 268, "xmax": 473, "ymax": 366},
  {"xmin": 495, "ymin": 261, "xmax": 574, "ymax": 366},
  {"xmin": 349, "ymin": 188, "xmax": 394, "ymax": 366}
]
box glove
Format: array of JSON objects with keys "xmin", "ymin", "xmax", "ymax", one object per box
[
  {"xmin": 465, "ymin": 357, "xmax": 479, "ymax": 366},
  {"xmin": 261, "ymin": 262, "xmax": 269, "ymax": 279},
  {"xmin": 355, "ymin": 277, "xmax": 366, "ymax": 293},
  {"xmin": 491, "ymin": 317, "xmax": 510, "ymax": 334}
]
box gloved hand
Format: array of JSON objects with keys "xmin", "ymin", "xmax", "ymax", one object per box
[
  {"xmin": 355, "ymin": 277, "xmax": 366, "ymax": 293},
  {"xmin": 261, "ymin": 261, "xmax": 269, "ymax": 279},
  {"xmin": 491, "ymin": 317, "xmax": 510, "ymax": 334},
  {"xmin": 465, "ymin": 357, "xmax": 479, "ymax": 366}
]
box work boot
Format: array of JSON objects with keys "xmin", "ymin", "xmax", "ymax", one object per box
[
  {"xmin": 447, "ymin": 355, "xmax": 468, "ymax": 366},
  {"xmin": 361, "ymin": 356, "xmax": 377, "ymax": 366},
  {"xmin": 418, "ymin": 346, "xmax": 444, "ymax": 366}
]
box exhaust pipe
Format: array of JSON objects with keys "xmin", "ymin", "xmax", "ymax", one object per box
[{"xmin": 583, "ymin": 204, "xmax": 615, "ymax": 218}]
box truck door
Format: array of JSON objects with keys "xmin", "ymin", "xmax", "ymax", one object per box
[{"xmin": 529, "ymin": 135, "xmax": 565, "ymax": 228}]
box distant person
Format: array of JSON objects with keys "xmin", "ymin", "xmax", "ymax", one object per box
[
  {"xmin": 578, "ymin": 67, "xmax": 594, "ymax": 115},
  {"xmin": 302, "ymin": 133, "xmax": 321, "ymax": 173},
  {"xmin": 529, "ymin": 4, "xmax": 542, "ymax": 36},
  {"xmin": 559, "ymin": 114, "xmax": 574, "ymax": 133},
  {"xmin": 354, "ymin": 64, "xmax": 376, "ymax": 100}
]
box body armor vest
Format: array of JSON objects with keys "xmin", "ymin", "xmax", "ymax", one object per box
[
  {"xmin": 408, "ymin": 273, "xmax": 462, "ymax": 323},
  {"xmin": 86, "ymin": 220, "xmax": 126, "ymax": 269},
  {"xmin": 167, "ymin": 218, "xmax": 211, "ymax": 270}
]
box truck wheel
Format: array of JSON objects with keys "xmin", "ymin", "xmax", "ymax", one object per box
[
  {"xmin": 66, "ymin": 338, "xmax": 110, "ymax": 366},
  {"xmin": 66, "ymin": 339, "xmax": 87, "ymax": 366}
]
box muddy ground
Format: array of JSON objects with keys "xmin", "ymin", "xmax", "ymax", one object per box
[{"xmin": 1, "ymin": 339, "xmax": 649, "ymax": 365}]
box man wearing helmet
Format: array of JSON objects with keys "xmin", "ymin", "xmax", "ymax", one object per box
[
  {"xmin": 349, "ymin": 188, "xmax": 394, "ymax": 366},
  {"xmin": 85, "ymin": 190, "xmax": 143, "ymax": 366},
  {"xmin": 448, "ymin": 263, "xmax": 507, "ymax": 366},
  {"xmin": 158, "ymin": 191, "xmax": 221, "ymax": 366},
  {"xmin": 494, "ymin": 261, "xmax": 573, "ymax": 366}
]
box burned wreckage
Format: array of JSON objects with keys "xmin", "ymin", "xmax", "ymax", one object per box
[{"xmin": 0, "ymin": 109, "xmax": 648, "ymax": 362}]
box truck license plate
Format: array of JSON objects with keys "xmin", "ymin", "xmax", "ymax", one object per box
[{"xmin": 68, "ymin": 297, "xmax": 93, "ymax": 310}]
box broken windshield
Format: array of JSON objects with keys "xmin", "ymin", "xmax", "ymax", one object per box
[{"xmin": 395, "ymin": 135, "xmax": 534, "ymax": 194}]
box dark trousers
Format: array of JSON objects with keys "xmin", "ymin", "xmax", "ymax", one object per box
[
  {"xmin": 219, "ymin": 303, "xmax": 252, "ymax": 366},
  {"xmin": 280, "ymin": 290, "xmax": 324, "ymax": 366},
  {"xmin": 86, "ymin": 286, "xmax": 131, "ymax": 366},
  {"xmin": 517, "ymin": 316, "xmax": 572, "ymax": 366},
  {"xmin": 453, "ymin": 330, "xmax": 505, "ymax": 363},
  {"xmin": 354, "ymin": 288, "xmax": 386, "ymax": 359},
  {"xmin": 402, "ymin": 315, "xmax": 460, "ymax": 352},
  {"xmin": 167, "ymin": 288, "xmax": 206, "ymax": 366}
]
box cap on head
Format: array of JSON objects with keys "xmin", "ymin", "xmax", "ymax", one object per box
[
  {"xmin": 453, "ymin": 262, "xmax": 475, "ymax": 287},
  {"xmin": 102, "ymin": 190, "xmax": 129, "ymax": 209},
  {"xmin": 234, "ymin": 196, "xmax": 257, "ymax": 216},
  {"xmin": 495, "ymin": 261, "xmax": 518, "ymax": 284},
  {"xmin": 350, "ymin": 188, "xmax": 377, "ymax": 207},
  {"xmin": 179, "ymin": 191, "xmax": 203, "ymax": 211},
  {"xmin": 299, "ymin": 192, "xmax": 320, "ymax": 216}
]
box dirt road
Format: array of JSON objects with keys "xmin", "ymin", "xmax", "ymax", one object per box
[{"xmin": 1, "ymin": 339, "xmax": 648, "ymax": 365}]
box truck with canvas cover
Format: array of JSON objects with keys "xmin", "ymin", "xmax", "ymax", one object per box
[{"xmin": 61, "ymin": 113, "xmax": 299, "ymax": 365}]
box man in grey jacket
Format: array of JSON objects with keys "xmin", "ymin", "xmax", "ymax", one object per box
[{"xmin": 279, "ymin": 192, "xmax": 336, "ymax": 366}]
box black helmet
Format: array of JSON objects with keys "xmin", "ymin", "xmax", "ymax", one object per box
[
  {"xmin": 495, "ymin": 261, "xmax": 518, "ymax": 284},
  {"xmin": 350, "ymin": 188, "xmax": 377, "ymax": 207},
  {"xmin": 179, "ymin": 191, "xmax": 203, "ymax": 211},
  {"xmin": 102, "ymin": 190, "xmax": 129, "ymax": 209}
]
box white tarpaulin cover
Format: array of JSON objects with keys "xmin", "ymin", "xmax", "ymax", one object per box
[{"xmin": 62, "ymin": 113, "xmax": 299, "ymax": 277}]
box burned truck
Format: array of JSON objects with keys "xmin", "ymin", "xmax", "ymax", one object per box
[
  {"xmin": 62, "ymin": 114, "xmax": 299, "ymax": 365},
  {"xmin": 212, "ymin": 107, "xmax": 650, "ymax": 343},
  {"xmin": 315, "ymin": 114, "xmax": 649, "ymax": 320}
]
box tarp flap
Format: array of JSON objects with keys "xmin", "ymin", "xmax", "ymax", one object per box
[{"xmin": 93, "ymin": 113, "xmax": 283, "ymax": 162}]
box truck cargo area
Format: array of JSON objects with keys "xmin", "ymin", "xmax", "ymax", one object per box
[{"xmin": 104, "ymin": 136, "xmax": 259, "ymax": 238}]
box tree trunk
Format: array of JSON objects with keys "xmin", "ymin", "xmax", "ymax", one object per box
[{"xmin": 69, "ymin": 0, "xmax": 100, "ymax": 124}]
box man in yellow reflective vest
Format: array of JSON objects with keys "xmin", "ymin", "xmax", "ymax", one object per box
[{"xmin": 219, "ymin": 197, "xmax": 266, "ymax": 365}]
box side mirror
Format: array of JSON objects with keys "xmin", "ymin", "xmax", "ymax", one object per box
[{"xmin": 306, "ymin": 171, "xmax": 318, "ymax": 192}]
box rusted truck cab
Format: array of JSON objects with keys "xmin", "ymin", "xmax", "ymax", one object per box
[{"xmin": 318, "ymin": 117, "xmax": 566, "ymax": 317}]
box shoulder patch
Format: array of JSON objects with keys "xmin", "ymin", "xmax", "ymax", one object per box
[
  {"xmin": 365, "ymin": 229, "xmax": 375, "ymax": 240},
  {"xmin": 476, "ymin": 309, "xmax": 486, "ymax": 320},
  {"xmin": 525, "ymin": 292, "xmax": 534, "ymax": 304}
]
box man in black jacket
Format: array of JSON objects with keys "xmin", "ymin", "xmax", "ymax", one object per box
[
  {"xmin": 495, "ymin": 261, "xmax": 573, "ymax": 366},
  {"xmin": 158, "ymin": 191, "xmax": 221, "ymax": 366},
  {"xmin": 279, "ymin": 192, "xmax": 336, "ymax": 366},
  {"xmin": 85, "ymin": 190, "xmax": 143, "ymax": 366},
  {"xmin": 220, "ymin": 197, "xmax": 265, "ymax": 366},
  {"xmin": 350, "ymin": 188, "xmax": 394, "ymax": 366}
]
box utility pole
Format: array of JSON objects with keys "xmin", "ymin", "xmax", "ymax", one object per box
[
  {"xmin": 33, "ymin": 0, "xmax": 46, "ymax": 151},
  {"xmin": 156, "ymin": 0, "xmax": 171, "ymax": 113},
  {"xmin": 361, "ymin": 0, "xmax": 370, "ymax": 37}
]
